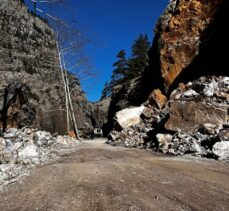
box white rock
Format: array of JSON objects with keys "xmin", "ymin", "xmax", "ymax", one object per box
[
  {"xmin": 203, "ymin": 79, "xmax": 218, "ymax": 97},
  {"xmin": 3, "ymin": 128, "xmax": 18, "ymax": 139},
  {"xmin": 56, "ymin": 135, "xmax": 67, "ymax": 145},
  {"xmin": 33, "ymin": 131, "xmax": 54, "ymax": 146},
  {"xmin": 115, "ymin": 106, "xmax": 145, "ymax": 129},
  {"xmin": 213, "ymin": 142, "xmax": 229, "ymax": 160},
  {"xmin": 222, "ymin": 77, "xmax": 229, "ymax": 88},
  {"xmin": 156, "ymin": 134, "xmax": 173, "ymax": 151},
  {"xmin": 182, "ymin": 90, "xmax": 199, "ymax": 98},
  {"xmin": 186, "ymin": 82, "xmax": 193, "ymax": 87},
  {"xmin": 156, "ymin": 134, "xmax": 173, "ymax": 143},
  {"xmin": 18, "ymin": 145, "xmax": 39, "ymax": 159}
]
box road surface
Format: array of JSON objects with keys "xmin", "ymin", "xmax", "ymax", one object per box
[{"xmin": 0, "ymin": 138, "xmax": 228, "ymax": 211}]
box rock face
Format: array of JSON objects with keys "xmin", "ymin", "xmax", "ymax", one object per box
[
  {"xmin": 140, "ymin": 0, "xmax": 228, "ymax": 98},
  {"xmin": 90, "ymin": 97, "xmax": 111, "ymax": 133},
  {"xmin": 155, "ymin": 0, "xmax": 225, "ymax": 90},
  {"xmin": 0, "ymin": 0, "xmax": 93, "ymax": 134}
]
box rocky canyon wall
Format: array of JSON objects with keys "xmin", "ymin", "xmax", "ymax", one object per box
[{"xmin": 0, "ymin": 0, "xmax": 93, "ymax": 134}]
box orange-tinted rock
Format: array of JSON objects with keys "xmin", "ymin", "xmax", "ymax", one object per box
[
  {"xmin": 148, "ymin": 89, "xmax": 167, "ymax": 109},
  {"xmin": 158, "ymin": 0, "xmax": 224, "ymax": 90}
]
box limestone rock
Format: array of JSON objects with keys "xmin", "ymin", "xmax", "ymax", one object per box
[
  {"xmin": 0, "ymin": 127, "xmax": 82, "ymax": 190},
  {"xmin": 213, "ymin": 142, "xmax": 229, "ymax": 160},
  {"xmin": 156, "ymin": 133, "xmax": 173, "ymax": 152},
  {"xmin": 115, "ymin": 106, "xmax": 145, "ymax": 129}
]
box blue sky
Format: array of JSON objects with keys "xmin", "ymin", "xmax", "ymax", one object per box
[{"xmin": 25, "ymin": 0, "xmax": 168, "ymax": 102}]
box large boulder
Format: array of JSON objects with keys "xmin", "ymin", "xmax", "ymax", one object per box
[
  {"xmin": 165, "ymin": 101, "xmax": 228, "ymax": 134},
  {"xmin": 115, "ymin": 106, "xmax": 145, "ymax": 129},
  {"xmin": 165, "ymin": 76, "xmax": 229, "ymax": 134},
  {"xmin": 157, "ymin": 76, "xmax": 229, "ymax": 159},
  {"xmin": 213, "ymin": 142, "xmax": 229, "ymax": 160}
]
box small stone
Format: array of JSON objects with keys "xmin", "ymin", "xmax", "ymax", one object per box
[
  {"xmin": 219, "ymin": 129, "xmax": 229, "ymax": 142},
  {"xmin": 182, "ymin": 90, "xmax": 199, "ymax": 98},
  {"xmin": 199, "ymin": 123, "xmax": 219, "ymax": 135},
  {"xmin": 203, "ymin": 79, "xmax": 218, "ymax": 97},
  {"xmin": 156, "ymin": 134, "xmax": 173, "ymax": 152},
  {"xmin": 148, "ymin": 89, "xmax": 167, "ymax": 109}
]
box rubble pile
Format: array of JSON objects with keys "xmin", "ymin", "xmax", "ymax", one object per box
[
  {"xmin": 108, "ymin": 76, "xmax": 229, "ymax": 161},
  {"xmin": 0, "ymin": 127, "xmax": 80, "ymax": 190}
]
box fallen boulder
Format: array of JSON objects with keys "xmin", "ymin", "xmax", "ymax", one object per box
[
  {"xmin": 213, "ymin": 142, "xmax": 229, "ymax": 160},
  {"xmin": 115, "ymin": 106, "xmax": 145, "ymax": 129}
]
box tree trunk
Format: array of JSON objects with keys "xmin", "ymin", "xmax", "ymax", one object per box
[
  {"xmin": 2, "ymin": 88, "xmax": 8, "ymax": 132},
  {"xmin": 55, "ymin": 40, "xmax": 71, "ymax": 135}
]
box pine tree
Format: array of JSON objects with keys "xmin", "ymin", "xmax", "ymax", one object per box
[
  {"xmin": 100, "ymin": 81, "xmax": 110, "ymax": 100},
  {"xmin": 110, "ymin": 50, "xmax": 128, "ymax": 88},
  {"xmin": 128, "ymin": 34, "xmax": 150, "ymax": 79}
]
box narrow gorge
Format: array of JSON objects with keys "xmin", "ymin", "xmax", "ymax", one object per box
[{"xmin": 0, "ymin": 0, "xmax": 229, "ymax": 210}]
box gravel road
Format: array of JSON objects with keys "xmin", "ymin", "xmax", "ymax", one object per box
[{"xmin": 0, "ymin": 138, "xmax": 228, "ymax": 211}]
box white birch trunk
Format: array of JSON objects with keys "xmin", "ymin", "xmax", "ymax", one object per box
[{"xmin": 55, "ymin": 40, "xmax": 71, "ymax": 134}]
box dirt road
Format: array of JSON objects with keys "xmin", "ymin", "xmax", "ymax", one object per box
[{"xmin": 0, "ymin": 138, "xmax": 228, "ymax": 211}]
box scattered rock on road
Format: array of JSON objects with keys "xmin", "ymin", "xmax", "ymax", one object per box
[
  {"xmin": 108, "ymin": 76, "xmax": 229, "ymax": 161},
  {"xmin": 0, "ymin": 127, "xmax": 80, "ymax": 190}
]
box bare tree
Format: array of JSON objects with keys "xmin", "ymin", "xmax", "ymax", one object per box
[
  {"xmin": 30, "ymin": 0, "xmax": 64, "ymax": 14},
  {"xmin": 28, "ymin": 0, "xmax": 93, "ymax": 139}
]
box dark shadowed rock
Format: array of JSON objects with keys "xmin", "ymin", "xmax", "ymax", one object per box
[{"xmin": 90, "ymin": 97, "xmax": 111, "ymax": 135}]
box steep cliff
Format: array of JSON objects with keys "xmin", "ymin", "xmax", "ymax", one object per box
[
  {"xmin": 142, "ymin": 0, "xmax": 228, "ymax": 96},
  {"xmin": 0, "ymin": 0, "xmax": 93, "ymax": 134}
]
